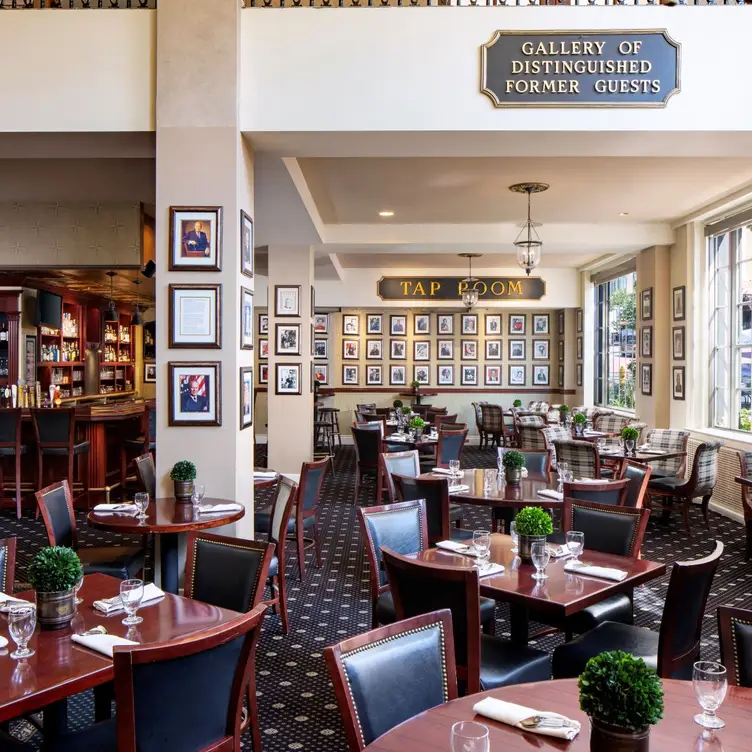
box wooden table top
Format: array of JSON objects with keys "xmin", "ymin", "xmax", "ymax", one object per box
[
  {"xmin": 602, "ymin": 449, "xmax": 687, "ymax": 463},
  {"xmin": 414, "ymin": 534, "xmax": 666, "ymax": 618},
  {"xmin": 0, "ymin": 574, "xmax": 242, "ymax": 722},
  {"xmin": 365, "ymin": 679, "xmax": 752, "ymax": 752},
  {"xmin": 87, "ymin": 497, "xmax": 245, "ymax": 535},
  {"xmin": 253, "ymin": 469, "xmax": 279, "ymax": 490},
  {"xmin": 385, "ymin": 434, "xmax": 438, "ymax": 447}
]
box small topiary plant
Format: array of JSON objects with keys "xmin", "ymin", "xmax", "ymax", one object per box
[
  {"xmin": 513, "ymin": 399, "xmax": 523, "ymax": 408},
  {"xmin": 559, "ymin": 405, "xmax": 570, "ymax": 413},
  {"xmin": 573, "ymin": 412, "xmax": 587, "ymax": 425},
  {"xmin": 400, "ymin": 406, "xmax": 411, "ymax": 416},
  {"xmin": 29, "ymin": 547, "xmax": 83, "ymax": 593},
  {"xmin": 170, "ymin": 460, "xmax": 197, "ymax": 482},
  {"xmin": 514, "ymin": 506, "xmax": 554, "ymax": 537},
  {"xmin": 393, "ymin": 399, "xmax": 403, "ymax": 409},
  {"xmin": 621, "ymin": 426, "xmax": 640, "ymax": 442},
  {"xmin": 410, "ymin": 380, "xmax": 421, "ymax": 390},
  {"xmin": 579, "ymin": 650, "xmax": 664, "ymax": 733},
  {"xmin": 409, "ymin": 417, "xmax": 426, "ymax": 430},
  {"xmin": 502, "ymin": 450, "xmax": 525, "ymax": 470}
]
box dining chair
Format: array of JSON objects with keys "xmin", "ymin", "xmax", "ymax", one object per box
[
  {"xmin": 553, "ymin": 439, "xmax": 601, "ymax": 480},
  {"xmin": 562, "ymin": 479, "xmax": 629, "ymax": 506},
  {"xmin": 479, "ymin": 404, "xmax": 504, "ymax": 449},
  {"xmin": 383, "ymin": 549, "xmax": 550, "ymax": 694},
  {"xmin": 471, "ymin": 402, "xmax": 488, "ymax": 449},
  {"xmin": 35, "ymin": 480, "xmax": 145, "ymax": 580},
  {"xmin": 379, "ymin": 450, "xmax": 420, "ymax": 504},
  {"xmin": 0, "ymin": 409, "xmax": 25, "ymax": 518},
  {"xmin": 515, "ymin": 412, "xmax": 547, "ymax": 427},
  {"xmin": 133, "ymin": 453, "xmax": 156, "ymax": 498},
  {"xmin": 425, "ymin": 408, "xmax": 449, "ymax": 425},
  {"xmin": 120, "ymin": 405, "xmax": 155, "ymax": 501},
  {"xmin": 619, "ymin": 460, "xmax": 652, "ymax": 508},
  {"xmin": 718, "ymin": 605, "xmax": 752, "ymax": 687},
  {"xmin": 737, "ymin": 451, "xmax": 752, "ymax": 560},
  {"xmin": 527, "ymin": 400, "xmax": 550, "ymax": 414},
  {"xmin": 52, "ymin": 604, "xmax": 267, "ymax": 752},
  {"xmin": 324, "ymin": 610, "xmax": 458, "ymax": 752},
  {"xmin": 356, "ymin": 403, "xmax": 377, "ymax": 414},
  {"xmin": 552, "ymin": 540, "xmax": 723, "ymax": 680},
  {"xmin": 541, "ymin": 425, "xmax": 572, "ymax": 469},
  {"xmin": 644, "ymin": 428, "xmax": 690, "ymax": 479},
  {"xmin": 432, "ymin": 427, "xmax": 469, "ymax": 469},
  {"xmin": 352, "ymin": 426, "xmax": 384, "ymax": 505},
  {"xmin": 412, "ymin": 405, "xmax": 433, "ymax": 418},
  {"xmin": 0, "ymin": 536, "xmax": 17, "ymax": 594},
  {"xmin": 491, "ymin": 450, "xmax": 551, "ymax": 533},
  {"xmin": 517, "ymin": 424, "xmax": 547, "ymax": 452},
  {"xmin": 433, "ymin": 413, "xmax": 458, "ymax": 431}
]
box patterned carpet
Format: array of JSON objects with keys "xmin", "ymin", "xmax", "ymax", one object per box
[{"xmin": 2, "ymin": 445, "xmax": 751, "ymax": 750}]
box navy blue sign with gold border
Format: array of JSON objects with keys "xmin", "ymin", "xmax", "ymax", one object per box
[{"xmin": 377, "ymin": 277, "xmax": 546, "ymax": 302}]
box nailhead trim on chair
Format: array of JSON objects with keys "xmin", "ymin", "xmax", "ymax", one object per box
[
  {"xmin": 571, "ymin": 502, "xmax": 641, "ymax": 556},
  {"xmin": 730, "ymin": 616, "xmax": 752, "ymax": 686}
]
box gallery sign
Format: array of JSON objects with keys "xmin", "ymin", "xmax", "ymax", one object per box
[
  {"xmin": 377, "ymin": 277, "xmax": 546, "ymax": 301},
  {"xmin": 481, "ymin": 30, "xmax": 680, "ymax": 108}
]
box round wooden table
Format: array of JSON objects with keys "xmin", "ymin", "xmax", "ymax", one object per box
[
  {"xmin": 253, "ymin": 468, "xmax": 279, "ymax": 490},
  {"xmin": 365, "ymin": 679, "xmax": 752, "ymax": 751},
  {"xmin": 88, "ymin": 498, "xmax": 245, "ymax": 594}
]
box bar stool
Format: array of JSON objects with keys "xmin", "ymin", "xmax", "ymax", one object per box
[
  {"xmin": 319, "ymin": 407, "xmax": 342, "ymax": 449},
  {"xmin": 120, "ymin": 405, "xmax": 156, "ymax": 500},
  {"xmin": 314, "ymin": 410, "xmax": 336, "ymax": 478},
  {"xmin": 0, "ymin": 409, "xmax": 25, "ymax": 518}
]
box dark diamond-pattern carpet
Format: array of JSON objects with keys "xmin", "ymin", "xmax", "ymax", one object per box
[{"xmin": 3, "ymin": 446, "xmax": 751, "ymax": 750}]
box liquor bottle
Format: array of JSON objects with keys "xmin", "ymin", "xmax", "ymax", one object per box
[{"xmin": 0, "ymin": 322, "xmax": 8, "ymax": 342}]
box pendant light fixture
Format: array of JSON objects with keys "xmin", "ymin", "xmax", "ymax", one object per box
[
  {"xmin": 103, "ymin": 271, "xmax": 118, "ymax": 323},
  {"xmin": 509, "ymin": 182, "xmax": 549, "ymax": 276},
  {"xmin": 458, "ymin": 253, "xmax": 483, "ymax": 310},
  {"xmin": 131, "ymin": 278, "xmax": 143, "ymax": 326}
]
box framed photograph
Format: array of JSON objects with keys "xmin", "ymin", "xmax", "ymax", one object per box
[
  {"xmin": 144, "ymin": 362, "xmax": 156, "ymax": 383},
  {"xmin": 485, "ymin": 365, "xmax": 502, "ymax": 386},
  {"xmin": 240, "ymin": 287, "xmax": 253, "ymax": 350},
  {"xmin": 413, "ymin": 365, "xmax": 430, "ymax": 386},
  {"xmin": 532, "ymin": 339, "xmax": 549, "ymax": 361},
  {"xmin": 169, "ymin": 206, "xmax": 222, "ymax": 271},
  {"xmin": 314, "ymin": 339, "xmax": 328, "ymax": 359},
  {"xmin": 641, "ymin": 364, "xmax": 652, "ymax": 396},
  {"xmin": 259, "ymin": 364, "xmax": 269, "ymax": 385},
  {"xmin": 558, "ymin": 340, "xmax": 565, "ymax": 363},
  {"xmin": 461, "ymin": 340, "xmax": 478, "ymax": 361},
  {"xmin": 342, "ymin": 365, "xmax": 359, "ymax": 385},
  {"xmin": 461, "ymin": 365, "xmax": 478, "ymax": 386},
  {"xmin": 259, "ymin": 339, "xmax": 269, "ymax": 359},
  {"xmin": 486, "ymin": 340, "xmax": 502, "ymax": 360},
  {"xmin": 558, "ymin": 311, "xmax": 565, "ymax": 336},
  {"xmin": 558, "ymin": 364, "xmax": 564, "ymax": 387},
  {"xmin": 485, "ymin": 314, "xmax": 502, "ymax": 336},
  {"xmin": 343, "ymin": 314, "xmax": 360, "ymax": 335},
  {"xmin": 641, "ymin": 326, "xmax": 653, "ymax": 358},
  {"xmin": 673, "ymin": 286, "xmax": 686, "ymax": 321},
  {"xmin": 366, "ymin": 365, "xmax": 383, "ymax": 386},
  {"xmin": 533, "ymin": 364, "xmax": 550, "ymax": 386},
  {"xmin": 168, "ymin": 362, "xmax": 221, "ymax": 426},
  {"xmin": 366, "ymin": 339, "xmax": 383, "ymax": 360},
  {"xmin": 672, "ymin": 326, "xmax": 685, "ymax": 360},
  {"xmin": 311, "ymin": 286, "xmax": 315, "ymax": 319},
  {"xmin": 437, "ymin": 364, "xmax": 454, "ymax": 386},
  {"xmin": 313, "ymin": 364, "xmax": 328, "ymax": 386},
  {"xmin": 413, "ymin": 341, "xmax": 430, "ymax": 362},
  {"xmin": 168, "ymin": 284, "xmax": 221, "ymax": 349},
  {"xmin": 275, "ymin": 286, "xmax": 300, "ymax": 318},
  {"xmin": 240, "ymin": 210, "xmax": 253, "ymax": 278},
  {"xmin": 533, "ymin": 314, "xmax": 550, "ymax": 335},
  {"xmin": 508, "ymin": 365, "xmax": 526, "ymax": 386},
  {"xmin": 276, "ymin": 323, "xmax": 301, "ymax": 356},
  {"xmin": 367, "ymin": 314, "xmax": 383, "ymax": 334},
  {"xmin": 276, "ymin": 363, "xmax": 302, "ymax": 395},
  {"xmin": 437, "ymin": 340, "xmax": 454, "ymax": 360},
  {"xmin": 240, "ymin": 367, "xmax": 253, "ymax": 430},
  {"xmin": 509, "ymin": 314, "xmax": 526, "ymax": 335},
  {"xmin": 438, "ymin": 314, "xmax": 454, "ymax": 335},
  {"xmin": 313, "ymin": 313, "xmax": 329, "ymax": 334},
  {"xmin": 641, "ymin": 288, "xmax": 653, "ymax": 321},
  {"xmin": 672, "ymin": 366, "xmax": 686, "ymax": 400},
  {"xmin": 390, "ymin": 315, "xmax": 407, "ymax": 335},
  {"xmin": 461, "ymin": 314, "xmax": 478, "ymax": 335},
  {"xmin": 508, "ymin": 339, "xmax": 526, "ymax": 361},
  {"xmin": 576, "ymin": 337, "xmax": 583, "ymax": 360},
  {"xmin": 311, "ymin": 324, "xmax": 315, "ymax": 357},
  {"xmin": 576, "ymin": 309, "xmax": 583, "ymax": 333},
  {"xmin": 259, "ymin": 314, "xmax": 269, "ymax": 335},
  {"xmin": 343, "ymin": 339, "xmax": 360, "ymax": 360},
  {"xmin": 576, "ymin": 363, "xmax": 583, "ymax": 387},
  {"xmin": 414, "ymin": 314, "xmax": 430, "ymax": 335},
  {"xmin": 390, "ymin": 365, "xmax": 406, "ymax": 386},
  {"xmin": 390, "ymin": 340, "xmax": 406, "ymax": 360}
]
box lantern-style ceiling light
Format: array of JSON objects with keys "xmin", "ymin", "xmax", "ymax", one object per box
[
  {"xmin": 103, "ymin": 271, "xmax": 118, "ymax": 322},
  {"xmin": 509, "ymin": 182, "xmax": 549, "ymax": 276},
  {"xmin": 458, "ymin": 253, "xmax": 483, "ymax": 310}
]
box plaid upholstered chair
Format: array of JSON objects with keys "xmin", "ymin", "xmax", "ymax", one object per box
[
  {"xmin": 553, "ymin": 439, "xmax": 601, "ymax": 479},
  {"xmin": 573, "ymin": 406, "xmax": 614, "ymax": 424},
  {"xmin": 480, "ymin": 404, "xmax": 504, "ymax": 449},
  {"xmin": 644, "ymin": 428, "xmax": 690, "ymax": 479},
  {"xmin": 517, "ymin": 424, "xmax": 547, "ymax": 451},
  {"xmin": 527, "ymin": 401, "xmax": 550, "ymax": 414},
  {"xmin": 542, "ymin": 425, "xmax": 572, "ymax": 469},
  {"xmin": 471, "ymin": 402, "xmax": 488, "ymax": 448},
  {"xmin": 737, "ymin": 451, "xmax": 752, "ymax": 560}
]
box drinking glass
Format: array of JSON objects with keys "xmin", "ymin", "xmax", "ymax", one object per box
[
  {"xmin": 472, "ymin": 530, "xmax": 491, "ymax": 571},
  {"xmin": 134, "ymin": 492, "xmax": 149, "ymax": 520},
  {"xmin": 531, "ymin": 541, "xmax": 551, "ymax": 581},
  {"xmin": 191, "ymin": 483, "xmax": 206, "ymax": 509},
  {"xmin": 693, "ymin": 662, "xmax": 727, "ymax": 729},
  {"xmin": 448, "ymin": 460, "xmax": 460, "ymax": 479},
  {"xmin": 74, "ymin": 572, "xmax": 84, "ymax": 605},
  {"xmin": 557, "ymin": 462, "xmax": 569, "ymax": 493},
  {"xmin": 8, "ymin": 603, "xmax": 36, "ymax": 659},
  {"xmin": 120, "ymin": 579, "xmax": 145, "ymax": 626},
  {"xmin": 497, "ymin": 449, "xmax": 505, "ymax": 474},
  {"xmin": 509, "ymin": 520, "xmax": 518, "ymax": 554},
  {"xmin": 451, "ymin": 721, "xmax": 489, "ymax": 752},
  {"xmin": 483, "ymin": 469, "xmax": 495, "ymax": 494},
  {"xmin": 566, "ymin": 531, "xmax": 585, "ymax": 563}
]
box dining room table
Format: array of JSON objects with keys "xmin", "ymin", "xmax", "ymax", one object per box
[
  {"xmin": 600, "ymin": 447, "xmax": 687, "ymax": 464},
  {"xmin": 364, "ymin": 678, "xmax": 752, "ymax": 752},
  {"xmin": 253, "ymin": 468, "xmax": 280, "ymax": 490}
]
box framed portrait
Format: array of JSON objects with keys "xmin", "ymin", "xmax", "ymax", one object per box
[
  {"xmin": 367, "ymin": 314, "xmax": 383, "ymax": 334},
  {"xmin": 485, "ymin": 314, "xmax": 502, "ymax": 336},
  {"xmin": 673, "ymin": 286, "xmax": 686, "ymax": 321},
  {"xmin": 342, "ymin": 365, "xmax": 359, "ymax": 385},
  {"xmin": 437, "ymin": 364, "xmax": 454, "ymax": 386},
  {"xmin": 366, "ymin": 365, "xmax": 383, "ymax": 386},
  {"xmin": 276, "ymin": 323, "xmax": 301, "ymax": 356},
  {"xmin": 672, "ymin": 366, "xmax": 686, "ymax": 400},
  {"xmin": 259, "ymin": 314, "xmax": 269, "ymax": 335},
  {"xmin": 533, "ymin": 314, "xmax": 550, "ymax": 335},
  {"xmin": 576, "ymin": 309, "xmax": 583, "ymax": 333},
  {"xmin": 672, "ymin": 327, "xmax": 685, "ymax": 360},
  {"xmin": 276, "ymin": 363, "xmax": 302, "ymax": 395},
  {"xmin": 390, "ymin": 339, "xmax": 407, "ymax": 360},
  {"xmin": 168, "ymin": 362, "xmax": 221, "ymax": 426},
  {"xmin": 641, "ymin": 326, "xmax": 653, "ymax": 358},
  {"xmin": 259, "ymin": 364, "xmax": 269, "ymax": 385},
  {"xmin": 311, "ymin": 324, "xmax": 315, "ymax": 357},
  {"xmin": 342, "ymin": 339, "xmax": 359, "ymax": 360},
  {"xmin": 558, "ymin": 311, "xmax": 565, "ymax": 336},
  {"xmin": 558, "ymin": 364, "xmax": 564, "ymax": 387},
  {"xmin": 461, "ymin": 365, "xmax": 478, "ymax": 386},
  {"xmin": 313, "ymin": 364, "xmax": 328, "ymax": 386},
  {"xmin": 437, "ymin": 340, "xmax": 454, "ymax": 360},
  {"xmin": 485, "ymin": 340, "xmax": 502, "ymax": 360},
  {"xmin": 509, "ymin": 314, "xmax": 526, "ymax": 335},
  {"xmin": 461, "ymin": 340, "xmax": 478, "ymax": 361},
  {"xmin": 508, "ymin": 365, "xmax": 525, "ymax": 386},
  {"xmin": 314, "ymin": 339, "xmax": 328, "ymax": 360},
  {"xmin": 366, "ymin": 339, "xmax": 383, "ymax": 360},
  {"xmin": 169, "ymin": 206, "xmax": 222, "ymax": 271},
  {"xmin": 311, "ymin": 286, "xmax": 315, "ymax": 319},
  {"xmin": 438, "ymin": 314, "xmax": 454, "ymax": 335},
  {"xmin": 275, "ymin": 286, "xmax": 300, "ymax": 318},
  {"xmin": 341, "ymin": 315, "xmax": 358, "ymax": 335},
  {"xmin": 240, "ymin": 287, "xmax": 253, "ymax": 350},
  {"xmin": 532, "ymin": 339, "xmax": 549, "ymax": 361},
  {"xmin": 240, "ymin": 210, "xmax": 253, "ymax": 278},
  {"xmin": 414, "ymin": 314, "xmax": 430, "ymax": 335},
  {"xmin": 239, "ymin": 366, "xmax": 253, "ymax": 430},
  {"xmin": 558, "ymin": 340, "xmax": 565, "ymax": 362},
  {"xmin": 259, "ymin": 339, "xmax": 269, "ymax": 359},
  {"xmin": 485, "ymin": 365, "xmax": 502, "ymax": 386},
  {"xmin": 313, "ymin": 313, "xmax": 329, "ymax": 334},
  {"xmin": 168, "ymin": 284, "xmax": 221, "ymax": 349},
  {"xmin": 533, "ymin": 364, "xmax": 550, "ymax": 386},
  {"xmin": 576, "ymin": 363, "xmax": 583, "ymax": 386},
  {"xmin": 508, "ymin": 339, "xmax": 525, "ymax": 361},
  {"xmin": 576, "ymin": 337, "xmax": 583, "ymax": 360},
  {"xmin": 390, "ymin": 365, "xmax": 406, "ymax": 386},
  {"xmin": 641, "ymin": 288, "xmax": 653, "ymax": 321},
  {"xmin": 144, "ymin": 362, "xmax": 156, "ymax": 383},
  {"xmin": 390, "ymin": 315, "xmax": 407, "ymax": 336},
  {"xmin": 413, "ymin": 340, "xmax": 430, "ymax": 362},
  {"xmin": 461, "ymin": 314, "xmax": 478, "ymax": 335},
  {"xmin": 641, "ymin": 364, "xmax": 652, "ymax": 396},
  {"xmin": 413, "ymin": 365, "xmax": 430, "ymax": 386}
]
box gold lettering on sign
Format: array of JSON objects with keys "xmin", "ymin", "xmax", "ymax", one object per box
[
  {"xmin": 430, "ymin": 281, "xmax": 441, "ymax": 296},
  {"xmin": 508, "ymin": 281, "xmax": 523, "ymax": 296},
  {"xmin": 490, "ymin": 281, "xmax": 505, "ymax": 296},
  {"xmin": 458, "ymin": 280, "xmax": 469, "ymax": 296},
  {"xmin": 400, "ymin": 281, "xmax": 411, "ymax": 295},
  {"xmin": 414, "ymin": 282, "xmax": 426, "ymax": 296}
]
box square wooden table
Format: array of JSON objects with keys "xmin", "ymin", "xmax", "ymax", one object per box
[{"xmin": 601, "ymin": 448, "xmax": 687, "ymax": 464}]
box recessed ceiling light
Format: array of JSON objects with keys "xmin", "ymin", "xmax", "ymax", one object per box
[
  {"xmin": 619, "ymin": 212, "xmax": 629, "ymax": 216},
  {"xmin": 379, "ymin": 211, "xmax": 394, "ymax": 218}
]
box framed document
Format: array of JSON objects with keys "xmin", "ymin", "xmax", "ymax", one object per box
[{"xmin": 169, "ymin": 284, "xmax": 221, "ymax": 349}]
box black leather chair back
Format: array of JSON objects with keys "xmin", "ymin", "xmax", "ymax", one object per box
[
  {"xmin": 33, "ymin": 408, "xmax": 74, "ymax": 445},
  {"xmin": 135, "ymin": 454, "xmax": 157, "ymax": 498},
  {"xmin": 353, "ymin": 427, "xmax": 381, "ymax": 467},
  {"xmin": 148, "ymin": 405, "xmax": 157, "ymax": 442},
  {"xmin": 719, "ymin": 606, "xmax": 752, "ymax": 687},
  {"xmin": 392, "ymin": 475, "xmax": 446, "ymax": 543},
  {"xmin": 623, "ymin": 463, "xmax": 649, "ymax": 508},
  {"xmin": 381, "ymin": 451, "xmax": 420, "ymax": 503},
  {"xmin": 0, "ymin": 410, "xmax": 21, "ymax": 445},
  {"xmin": 437, "ymin": 430, "xmax": 467, "ymax": 466},
  {"xmin": 566, "ymin": 484, "xmax": 625, "ymax": 505},
  {"xmin": 300, "ymin": 461, "xmax": 327, "ymax": 513},
  {"xmin": 521, "ymin": 451, "xmax": 550, "ymax": 477},
  {"xmin": 0, "ymin": 537, "xmax": 16, "ymax": 595},
  {"xmin": 569, "ymin": 503, "xmax": 643, "ymax": 557},
  {"xmin": 37, "ymin": 484, "xmax": 74, "ymax": 548}
]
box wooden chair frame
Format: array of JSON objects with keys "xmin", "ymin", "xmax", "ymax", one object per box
[
  {"xmin": 0, "ymin": 536, "xmax": 17, "ymax": 594},
  {"xmin": 352, "ymin": 426, "xmax": 384, "ymax": 505},
  {"xmin": 0, "ymin": 409, "xmax": 24, "ymax": 518},
  {"xmin": 291, "ymin": 457, "xmax": 328, "ymax": 579},
  {"xmin": 618, "ymin": 460, "xmax": 653, "ymax": 509},
  {"xmin": 378, "ymin": 449, "xmax": 420, "ymax": 504},
  {"xmin": 392, "ymin": 473, "xmax": 452, "ymax": 545},
  {"xmin": 35, "ymin": 479, "xmax": 79, "ymax": 548},
  {"xmin": 133, "ymin": 453, "xmax": 156, "ymax": 498},
  {"xmin": 718, "ymin": 605, "xmax": 752, "ymax": 687},
  {"xmin": 563, "ymin": 478, "xmax": 630, "ymax": 506},
  {"xmin": 737, "ymin": 451, "xmax": 752, "ymax": 560},
  {"xmin": 433, "ymin": 428, "xmax": 469, "ymax": 469}
]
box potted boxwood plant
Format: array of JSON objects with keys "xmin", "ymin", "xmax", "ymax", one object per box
[
  {"xmin": 170, "ymin": 460, "xmax": 197, "ymax": 502},
  {"xmin": 514, "ymin": 506, "xmax": 553, "ymax": 563},
  {"xmin": 502, "ymin": 449, "xmax": 525, "ymax": 486},
  {"xmin": 621, "ymin": 425, "xmax": 640, "ymax": 457},
  {"xmin": 572, "ymin": 411, "xmax": 587, "ymax": 437},
  {"xmin": 410, "ymin": 379, "xmax": 421, "ymax": 397},
  {"xmin": 29, "ymin": 546, "xmax": 83, "ymax": 630},
  {"xmin": 579, "ymin": 650, "xmax": 664, "ymax": 752},
  {"xmin": 393, "ymin": 399, "xmax": 403, "ymax": 410},
  {"xmin": 512, "ymin": 399, "xmax": 523, "ymax": 409},
  {"xmin": 559, "ymin": 404, "xmax": 570, "ymax": 425},
  {"xmin": 409, "ymin": 416, "xmax": 426, "ymax": 440}
]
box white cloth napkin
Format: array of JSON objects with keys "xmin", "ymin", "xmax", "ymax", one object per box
[
  {"xmin": 448, "ymin": 484, "xmax": 470, "ymax": 493},
  {"xmin": 198, "ymin": 503, "xmax": 243, "ymax": 514},
  {"xmin": 478, "ymin": 562, "xmax": 505, "ymax": 578},
  {"xmin": 72, "ymin": 632, "xmax": 138, "ymax": 658},
  {"xmin": 93, "ymin": 583, "xmax": 165, "ymax": 616},
  {"xmin": 436, "ymin": 540, "xmax": 479, "ymax": 557},
  {"xmin": 92, "ymin": 503, "xmax": 139, "ymax": 516},
  {"xmin": 537, "ymin": 489, "xmax": 563, "ymax": 501},
  {"xmin": 431, "ymin": 467, "xmax": 453, "ymax": 475},
  {"xmin": 548, "ymin": 545, "xmax": 572, "ymax": 559},
  {"xmin": 473, "ymin": 697, "xmax": 580, "ymax": 741},
  {"xmin": 0, "ymin": 635, "xmax": 7, "ymax": 649},
  {"xmin": 564, "ymin": 562, "xmax": 627, "ymax": 582},
  {"xmin": 0, "ymin": 592, "xmax": 29, "ymax": 610},
  {"xmin": 573, "ymin": 478, "xmax": 601, "ymax": 484},
  {"xmin": 253, "ymin": 471, "xmax": 277, "ymax": 479}
]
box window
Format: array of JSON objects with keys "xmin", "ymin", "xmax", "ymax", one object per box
[{"xmin": 595, "ymin": 272, "xmax": 637, "ymax": 410}]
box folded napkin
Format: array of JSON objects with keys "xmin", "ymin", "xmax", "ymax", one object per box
[
  {"xmin": 431, "ymin": 467, "xmax": 454, "ymax": 475},
  {"xmin": 436, "ymin": 540, "xmax": 479, "ymax": 557},
  {"xmin": 253, "ymin": 471, "xmax": 277, "ymax": 479},
  {"xmin": 92, "ymin": 503, "xmax": 139, "ymax": 516},
  {"xmin": 639, "ymin": 449, "xmax": 666, "ymax": 455},
  {"xmin": 564, "ymin": 562, "xmax": 627, "ymax": 582},
  {"xmin": 72, "ymin": 632, "xmax": 138, "ymax": 658},
  {"xmin": 478, "ymin": 562, "xmax": 505, "ymax": 578},
  {"xmin": 473, "ymin": 697, "xmax": 580, "ymax": 741},
  {"xmin": 448, "ymin": 484, "xmax": 470, "ymax": 493},
  {"xmin": 93, "ymin": 583, "xmax": 165, "ymax": 616},
  {"xmin": 0, "ymin": 635, "xmax": 7, "ymax": 649},
  {"xmin": 548, "ymin": 545, "xmax": 572, "ymax": 559},
  {"xmin": 537, "ymin": 489, "xmax": 563, "ymax": 501},
  {"xmin": 0, "ymin": 592, "xmax": 30, "ymax": 611},
  {"xmin": 198, "ymin": 503, "xmax": 243, "ymax": 514},
  {"xmin": 572, "ymin": 478, "xmax": 601, "ymax": 484}
]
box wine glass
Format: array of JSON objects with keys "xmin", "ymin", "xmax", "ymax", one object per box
[
  {"xmin": 557, "ymin": 462, "xmax": 569, "ymax": 494},
  {"xmin": 134, "ymin": 492, "xmax": 149, "ymax": 521},
  {"xmin": 120, "ymin": 579, "xmax": 145, "ymax": 626},
  {"xmin": 8, "ymin": 603, "xmax": 36, "ymax": 660},
  {"xmin": 472, "ymin": 530, "xmax": 491, "ymax": 571},
  {"xmin": 448, "ymin": 460, "xmax": 460, "ymax": 480},
  {"xmin": 531, "ymin": 541, "xmax": 551, "ymax": 581},
  {"xmin": 497, "ymin": 449, "xmax": 505, "ymax": 474},
  {"xmin": 74, "ymin": 572, "xmax": 84, "ymax": 605},
  {"xmin": 693, "ymin": 661, "xmax": 727, "ymax": 729},
  {"xmin": 451, "ymin": 721, "xmax": 489, "ymax": 752},
  {"xmin": 483, "ymin": 469, "xmax": 495, "ymax": 495},
  {"xmin": 566, "ymin": 531, "xmax": 585, "ymax": 563},
  {"xmin": 509, "ymin": 520, "xmax": 518, "ymax": 554},
  {"xmin": 191, "ymin": 483, "xmax": 206, "ymax": 509}
]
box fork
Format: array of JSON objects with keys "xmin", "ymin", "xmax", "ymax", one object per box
[{"xmin": 519, "ymin": 715, "xmax": 577, "ymax": 729}]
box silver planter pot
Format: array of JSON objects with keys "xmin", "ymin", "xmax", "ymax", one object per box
[
  {"xmin": 174, "ymin": 480, "xmax": 194, "ymax": 503},
  {"xmin": 590, "ymin": 719, "xmax": 650, "ymax": 752},
  {"xmin": 505, "ymin": 467, "xmax": 522, "ymax": 485},
  {"xmin": 36, "ymin": 587, "xmax": 77, "ymax": 630},
  {"xmin": 517, "ymin": 534, "xmax": 548, "ymax": 564}
]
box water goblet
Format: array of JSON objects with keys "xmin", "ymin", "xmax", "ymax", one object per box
[
  {"xmin": 497, "ymin": 449, "xmax": 505, "ymax": 474},
  {"xmin": 451, "ymin": 721, "xmax": 490, "ymax": 752},
  {"xmin": 8, "ymin": 603, "xmax": 36, "ymax": 660},
  {"xmin": 531, "ymin": 541, "xmax": 551, "ymax": 581},
  {"xmin": 120, "ymin": 579, "xmax": 145, "ymax": 626},
  {"xmin": 483, "ymin": 469, "xmax": 495, "ymax": 495},
  {"xmin": 693, "ymin": 661, "xmax": 727, "ymax": 729},
  {"xmin": 134, "ymin": 492, "xmax": 149, "ymax": 521},
  {"xmin": 448, "ymin": 460, "xmax": 460, "ymax": 480},
  {"xmin": 566, "ymin": 531, "xmax": 585, "ymax": 563},
  {"xmin": 191, "ymin": 483, "xmax": 206, "ymax": 509},
  {"xmin": 74, "ymin": 572, "xmax": 84, "ymax": 605},
  {"xmin": 509, "ymin": 520, "xmax": 518, "ymax": 554},
  {"xmin": 472, "ymin": 529, "xmax": 491, "ymax": 571}
]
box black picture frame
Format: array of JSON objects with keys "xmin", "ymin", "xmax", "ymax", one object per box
[
  {"xmin": 672, "ymin": 365, "xmax": 686, "ymax": 400},
  {"xmin": 240, "ymin": 366, "xmax": 253, "ymax": 430},
  {"xmin": 672, "ymin": 326, "xmax": 685, "ymax": 361},
  {"xmin": 276, "ymin": 363, "xmax": 302, "ymax": 395},
  {"xmin": 641, "ymin": 288, "xmax": 653, "ymax": 321},
  {"xmin": 673, "ymin": 285, "xmax": 686, "ymax": 321},
  {"xmin": 168, "ymin": 361, "xmax": 222, "ymax": 427},
  {"xmin": 240, "ymin": 210, "xmax": 253, "ymax": 279},
  {"xmin": 168, "ymin": 283, "xmax": 222, "ymax": 349}
]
